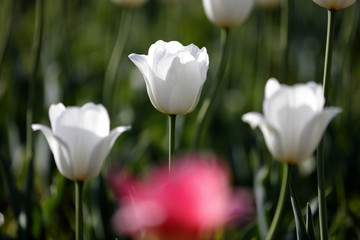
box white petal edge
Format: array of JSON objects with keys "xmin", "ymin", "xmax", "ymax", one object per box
[
  {"xmin": 242, "ymin": 112, "xmax": 282, "ymax": 160},
  {"xmin": 86, "ymin": 125, "xmax": 131, "ymax": 180},
  {"xmin": 265, "ymin": 78, "xmax": 281, "ymax": 100},
  {"xmin": 79, "ymin": 103, "xmax": 110, "ymax": 137},
  {"xmin": 296, "ymin": 107, "xmax": 342, "ymax": 162},
  {"xmin": 32, "ymin": 124, "xmax": 75, "ymax": 180},
  {"xmin": 49, "ymin": 103, "xmax": 66, "ymax": 132},
  {"xmin": 129, "ymin": 53, "xmax": 165, "ymax": 112},
  {"xmin": 129, "ymin": 53, "xmax": 150, "ymax": 80}
]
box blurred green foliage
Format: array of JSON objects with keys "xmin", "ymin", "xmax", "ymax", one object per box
[{"xmin": 0, "ymin": 0, "xmax": 360, "ymax": 239}]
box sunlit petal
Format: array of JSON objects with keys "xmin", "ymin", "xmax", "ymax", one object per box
[
  {"xmin": 87, "ymin": 126, "xmax": 131, "ymax": 180},
  {"xmin": 32, "ymin": 124, "xmax": 74, "ymax": 180},
  {"xmin": 297, "ymin": 107, "xmax": 342, "ymax": 162}
]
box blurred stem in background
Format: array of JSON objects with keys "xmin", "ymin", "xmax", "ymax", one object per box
[
  {"xmin": 266, "ymin": 163, "xmax": 292, "ymax": 240},
  {"xmin": 280, "ymin": 0, "xmax": 290, "ymax": 83},
  {"xmin": 317, "ymin": 9, "xmax": 336, "ymax": 240},
  {"xmin": 193, "ymin": 27, "xmax": 230, "ymax": 149},
  {"xmin": 103, "ymin": 8, "xmax": 133, "ymax": 115},
  {"xmin": 168, "ymin": 114, "xmax": 176, "ymax": 171},
  {"xmin": 75, "ymin": 181, "xmax": 84, "ymax": 240},
  {"xmin": 0, "ymin": 0, "xmax": 21, "ymax": 236},
  {"xmin": 0, "ymin": 0, "xmax": 14, "ymax": 71},
  {"xmin": 24, "ymin": 0, "xmax": 44, "ymax": 237}
]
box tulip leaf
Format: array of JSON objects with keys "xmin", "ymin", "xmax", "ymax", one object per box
[
  {"xmin": 23, "ymin": 155, "xmax": 35, "ymax": 238},
  {"xmin": 254, "ymin": 165, "xmax": 270, "ymax": 239},
  {"xmin": 347, "ymin": 208, "xmax": 360, "ymax": 238},
  {"xmin": 0, "ymin": 156, "xmax": 20, "ymax": 218},
  {"xmin": 290, "ymin": 181, "xmax": 310, "ymax": 240},
  {"xmin": 41, "ymin": 171, "xmax": 66, "ymax": 222},
  {"xmin": 0, "ymin": 231, "xmax": 13, "ymax": 240},
  {"xmin": 306, "ymin": 203, "xmax": 317, "ymax": 240}
]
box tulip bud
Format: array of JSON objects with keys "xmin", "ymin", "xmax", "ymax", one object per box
[
  {"xmin": 242, "ymin": 78, "xmax": 341, "ymax": 164},
  {"xmin": 202, "ymin": 0, "xmax": 255, "ymax": 28},
  {"xmin": 312, "ymin": 0, "xmax": 356, "ymax": 10},
  {"xmin": 129, "ymin": 40, "xmax": 209, "ymax": 115},
  {"xmin": 32, "ymin": 103, "xmax": 131, "ymax": 181}
]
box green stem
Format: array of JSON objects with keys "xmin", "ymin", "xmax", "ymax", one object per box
[
  {"xmin": 27, "ymin": 0, "xmax": 44, "ymax": 165},
  {"xmin": 168, "ymin": 114, "xmax": 176, "ymax": 171},
  {"xmin": 25, "ymin": 0, "xmax": 44, "ymax": 236},
  {"xmin": 266, "ymin": 163, "xmax": 292, "ymax": 240},
  {"xmin": 193, "ymin": 27, "xmax": 230, "ymax": 148},
  {"xmin": 317, "ymin": 10, "xmax": 336, "ymax": 240},
  {"xmin": 322, "ymin": 10, "xmax": 336, "ymax": 99},
  {"xmin": 75, "ymin": 181, "xmax": 84, "ymax": 240},
  {"xmin": 280, "ymin": 0, "xmax": 289, "ymax": 83},
  {"xmin": 0, "ymin": 0, "xmax": 14, "ymax": 71},
  {"xmin": 103, "ymin": 8, "xmax": 133, "ymax": 114}
]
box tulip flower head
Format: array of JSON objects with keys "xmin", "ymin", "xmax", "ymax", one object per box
[
  {"xmin": 202, "ymin": 0, "xmax": 254, "ymax": 28},
  {"xmin": 110, "ymin": 0, "xmax": 148, "ymax": 8},
  {"xmin": 110, "ymin": 154, "xmax": 234, "ymax": 240},
  {"xmin": 129, "ymin": 40, "xmax": 209, "ymax": 115},
  {"xmin": 32, "ymin": 103, "xmax": 130, "ymax": 181},
  {"xmin": 242, "ymin": 78, "xmax": 341, "ymax": 164},
  {"xmin": 312, "ymin": 0, "xmax": 356, "ymax": 10}
]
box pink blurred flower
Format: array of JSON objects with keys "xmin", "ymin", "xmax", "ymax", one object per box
[
  {"xmin": 109, "ymin": 154, "xmax": 237, "ymax": 240},
  {"xmin": 108, "ymin": 169, "xmax": 137, "ymax": 199},
  {"xmin": 227, "ymin": 188, "xmax": 256, "ymax": 227}
]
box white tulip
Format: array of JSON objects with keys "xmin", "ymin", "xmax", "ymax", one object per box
[
  {"xmin": 110, "ymin": 0, "xmax": 148, "ymax": 7},
  {"xmin": 242, "ymin": 78, "xmax": 341, "ymax": 164},
  {"xmin": 312, "ymin": 0, "xmax": 356, "ymax": 10},
  {"xmin": 202, "ymin": 0, "xmax": 254, "ymax": 28},
  {"xmin": 32, "ymin": 103, "xmax": 130, "ymax": 181},
  {"xmin": 129, "ymin": 40, "xmax": 209, "ymax": 115}
]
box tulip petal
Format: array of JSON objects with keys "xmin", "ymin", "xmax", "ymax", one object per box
[
  {"xmin": 129, "ymin": 53, "xmax": 165, "ymax": 112},
  {"xmin": 313, "ymin": 0, "xmax": 356, "ymax": 10},
  {"xmin": 193, "ymin": 46, "xmax": 209, "ymax": 82},
  {"xmin": 202, "ymin": 0, "xmax": 253, "ymax": 28},
  {"xmin": 166, "ymin": 41, "xmax": 187, "ymax": 54},
  {"xmin": 242, "ymin": 112, "xmax": 264, "ymax": 129},
  {"xmin": 32, "ymin": 124, "xmax": 75, "ymax": 180},
  {"xmin": 129, "ymin": 53, "xmax": 151, "ymax": 82},
  {"xmin": 148, "ymin": 40, "xmax": 166, "ymax": 57},
  {"xmin": 163, "ymin": 57, "xmax": 204, "ymax": 114},
  {"xmin": 265, "ymin": 78, "xmax": 281, "ymax": 100},
  {"xmin": 79, "ymin": 103, "xmax": 110, "ymax": 137},
  {"xmin": 222, "ymin": 0, "xmax": 253, "ymax": 26},
  {"xmin": 296, "ymin": 107, "xmax": 341, "ymax": 162},
  {"xmin": 305, "ymin": 81, "xmax": 324, "ymax": 110},
  {"xmin": 148, "ymin": 41, "xmax": 183, "ymax": 79},
  {"xmin": 87, "ymin": 126, "xmax": 131, "ymax": 180},
  {"xmin": 242, "ymin": 112, "xmax": 282, "ymax": 160},
  {"xmin": 54, "ymin": 103, "xmax": 110, "ymax": 137},
  {"xmin": 49, "ymin": 103, "xmax": 66, "ymax": 132},
  {"xmin": 264, "ymin": 84, "xmax": 323, "ymax": 155}
]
